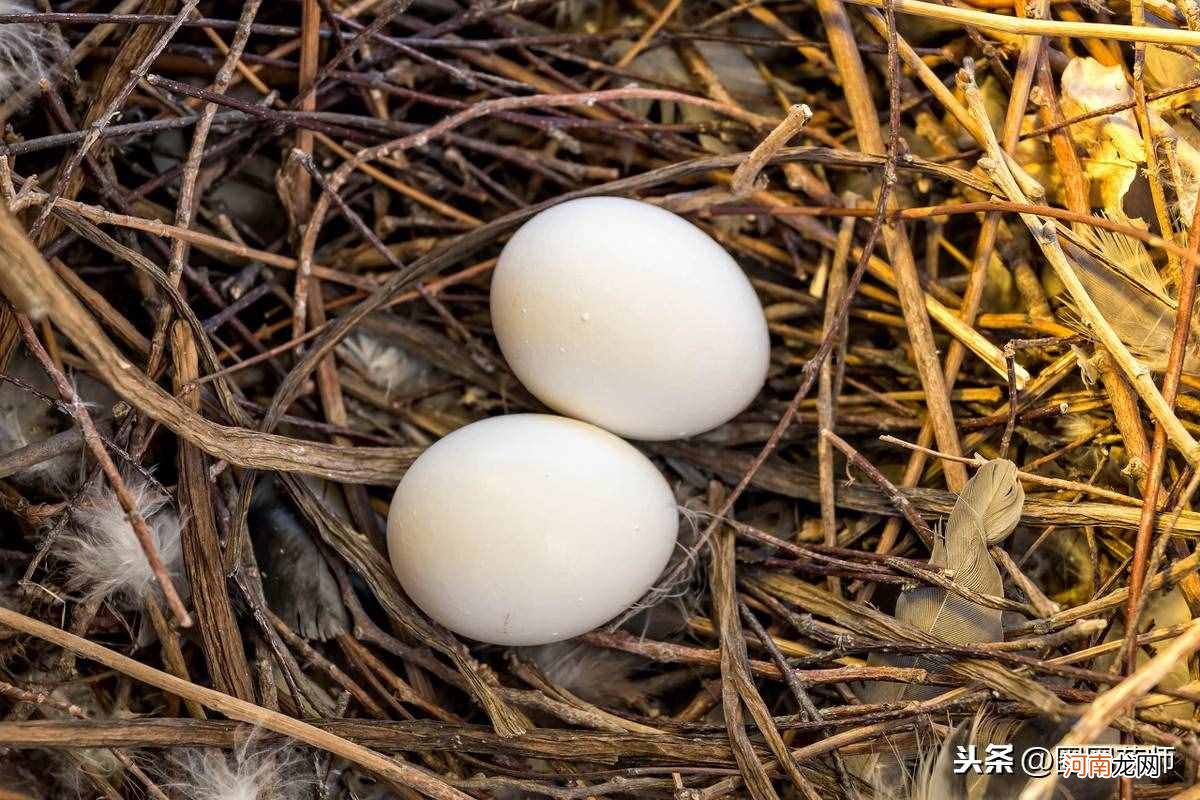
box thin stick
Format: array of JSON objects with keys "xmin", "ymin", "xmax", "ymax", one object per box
[
  {"xmin": 730, "ymin": 105, "xmax": 813, "ymax": 197},
  {"xmin": 823, "ymin": 430, "xmax": 936, "ymax": 546},
  {"xmin": 843, "ymin": 0, "xmax": 1200, "ymax": 44},
  {"xmin": 1121, "ymin": 162, "xmax": 1200, "ymax": 672},
  {"xmin": 817, "ymin": 208, "xmax": 855, "ymax": 594},
  {"xmin": 877, "ymin": 435, "xmax": 1140, "ymax": 505},
  {"xmin": 289, "ymin": 0, "xmax": 321, "ymax": 338}
]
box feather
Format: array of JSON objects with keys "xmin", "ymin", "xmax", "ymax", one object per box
[
  {"xmin": 946, "ymin": 715, "xmax": 1119, "ymax": 800},
  {"xmin": 519, "ymin": 641, "xmax": 645, "ymax": 707},
  {"xmin": 874, "ymin": 714, "xmax": 1084, "ymax": 800},
  {"xmin": 1075, "ymin": 215, "xmax": 1167, "ymax": 301},
  {"xmin": 168, "ymin": 742, "xmax": 306, "ymax": 800},
  {"xmin": 30, "ymin": 677, "xmax": 125, "ymax": 796},
  {"xmin": 1058, "ymin": 238, "xmax": 1200, "ymax": 372},
  {"xmin": 249, "ymin": 477, "xmax": 349, "ymax": 641},
  {"xmin": 1057, "ymin": 414, "xmax": 1097, "ymax": 442},
  {"xmin": 59, "ymin": 474, "xmax": 185, "ymax": 607},
  {"xmin": 0, "ymin": 1, "xmax": 66, "ymax": 103},
  {"xmin": 1097, "ymin": 588, "xmax": 1196, "ymax": 720},
  {"xmin": 860, "ymin": 460, "xmax": 1025, "ymax": 717},
  {"xmin": 1061, "ymin": 56, "xmax": 1200, "ymax": 223},
  {"xmin": 337, "ymin": 331, "xmax": 430, "ymax": 397},
  {"xmin": 1064, "ymin": 241, "xmax": 1173, "ymax": 343},
  {"xmin": 855, "ymin": 721, "xmax": 969, "ymax": 799},
  {"xmin": 894, "ymin": 459, "xmax": 1022, "ymax": 654},
  {"xmin": 911, "ymin": 722, "xmax": 971, "ymax": 800}
]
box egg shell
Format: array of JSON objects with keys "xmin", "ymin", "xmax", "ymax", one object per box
[
  {"xmin": 490, "ymin": 196, "xmax": 770, "ymax": 440},
  {"xmin": 387, "ymin": 414, "xmax": 678, "ymax": 646}
]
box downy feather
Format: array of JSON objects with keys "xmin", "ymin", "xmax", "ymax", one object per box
[
  {"xmin": 338, "ymin": 331, "xmax": 429, "ymax": 397},
  {"xmin": 168, "ymin": 743, "xmax": 306, "ymax": 800},
  {"xmin": 1058, "ymin": 234, "xmax": 1184, "ymax": 368},
  {"xmin": 0, "ymin": 1, "xmax": 66, "ymax": 102},
  {"xmin": 59, "ymin": 475, "xmax": 185, "ymax": 607},
  {"xmin": 954, "ymin": 715, "xmax": 1118, "ymax": 800},
  {"xmin": 1042, "ymin": 211, "xmax": 1200, "ymax": 373},
  {"xmin": 910, "ymin": 722, "xmax": 971, "ymax": 800}
]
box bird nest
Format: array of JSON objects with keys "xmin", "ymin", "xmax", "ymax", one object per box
[{"xmin": 0, "ymin": 1, "xmax": 1198, "ymax": 798}]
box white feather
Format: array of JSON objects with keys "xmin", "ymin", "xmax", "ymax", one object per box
[
  {"xmin": 169, "ymin": 744, "xmax": 305, "ymax": 800},
  {"xmin": 0, "ymin": 1, "xmax": 67, "ymax": 101},
  {"xmin": 59, "ymin": 475, "xmax": 185, "ymax": 607},
  {"xmin": 1057, "ymin": 414, "xmax": 1097, "ymax": 442},
  {"xmin": 337, "ymin": 332, "xmax": 427, "ymax": 397}
]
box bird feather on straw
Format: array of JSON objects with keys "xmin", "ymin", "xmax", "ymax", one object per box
[
  {"xmin": 893, "ymin": 459, "xmax": 1023, "ymax": 665},
  {"xmin": 59, "ymin": 474, "xmax": 185, "ymax": 608},
  {"xmin": 167, "ymin": 742, "xmax": 306, "ymax": 800},
  {"xmin": 0, "ymin": 0, "xmax": 66, "ymax": 103}
]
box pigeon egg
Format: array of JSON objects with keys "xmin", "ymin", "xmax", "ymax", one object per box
[
  {"xmin": 386, "ymin": 414, "xmax": 678, "ymax": 645},
  {"xmin": 490, "ymin": 196, "xmax": 770, "ymax": 440}
]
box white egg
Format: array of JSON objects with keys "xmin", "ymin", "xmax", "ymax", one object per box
[
  {"xmin": 490, "ymin": 196, "xmax": 770, "ymax": 440},
  {"xmin": 387, "ymin": 414, "xmax": 678, "ymax": 646}
]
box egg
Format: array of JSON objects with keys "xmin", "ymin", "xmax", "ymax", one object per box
[
  {"xmin": 387, "ymin": 414, "xmax": 678, "ymax": 645},
  {"xmin": 490, "ymin": 196, "xmax": 770, "ymax": 440}
]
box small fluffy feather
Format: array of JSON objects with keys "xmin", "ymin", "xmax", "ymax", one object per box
[
  {"xmin": 1057, "ymin": 414, "xmax": 1097, "ymax": 442},
  {"xmin": 864, "ymin": 730, "xmax": 958, "ymax": 800},
  {"xmin": 0, "ymin": 1, "xmax": 66, "ymax": 101},
  {"xmin": 620, "ymin": 500, "xmax": 707, "ymax": 637},
  {"xmin": 521, "ymin": 642, "xmax": 644, "ymax": 707},
  {"xmin": 60, "ymin": 475, "xmax": 184, "ymax": 607},
  {"xmin": 338, "ymin": 332, "xmax": 427, "ymax": 396},
  {"xmin": 169, "ymin": 745, "xmax": 304, "ymax": 800}
]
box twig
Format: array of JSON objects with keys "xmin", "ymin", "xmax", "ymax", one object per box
[
  {"xmin": 843, "ymin": 0, "xmax": 1200, "ymax": 44},
  {"xmin": 822, "ymin": 430, "xmax": 936, "ymax": 546},
  {"xmin": 817, "ymin": 206, "xmax": 855, "ymax": 594},
  {"xmin": 730, "ymin": 105, "xmax": 813, "ymax": 198}
]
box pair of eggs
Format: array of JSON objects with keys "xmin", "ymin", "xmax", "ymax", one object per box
[{"xmin": 386, "ymin": 197, "xmax": 771, "ymax": 645}]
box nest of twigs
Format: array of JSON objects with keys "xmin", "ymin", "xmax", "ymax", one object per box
[{"xmin": 0, "ymin": 0, "xmax": 1199, "ymax": 798}]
